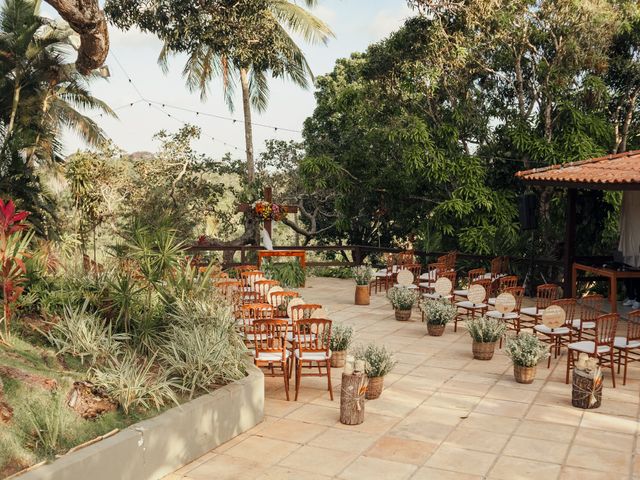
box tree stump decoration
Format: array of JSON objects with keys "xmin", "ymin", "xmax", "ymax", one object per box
[
  {"xmin": 572, "ymin": 353, "xmax": 602, "ymax": 409},
  {"xmin": 340, "ymin": 371, "xmax": 367, "ymax": 425}
]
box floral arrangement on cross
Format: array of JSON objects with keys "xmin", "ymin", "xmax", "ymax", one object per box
[{"xmin": 252, "ymin": 200, "xmax": 284, "ymax": 222}]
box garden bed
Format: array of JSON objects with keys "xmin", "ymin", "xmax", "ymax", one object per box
[{"xmin": 16, "ymin": 362, "xmax": 263, "ymax": 480}]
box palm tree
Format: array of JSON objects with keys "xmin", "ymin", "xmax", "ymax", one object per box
[
  {"xmin": 159, "ymin": 0, "xmax": 333, "ymax": 183},
  {"xmin": 0, "ymin": 0, "xmax": 115, "ymax": 165}
]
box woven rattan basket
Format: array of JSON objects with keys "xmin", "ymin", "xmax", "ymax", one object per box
[{"xmin": 365, "ymin": 376, "xmax": 384, "ymax": 399}]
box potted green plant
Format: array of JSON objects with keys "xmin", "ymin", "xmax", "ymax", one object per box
[
  {"xmin": 504, "ymin": 333, "xmax": 549, "ymax": 383},
  {"xmin": 352, "ymin": 266, "xmax": 373, "ymax": 305},
  {"xmin": 419, "ymin": 299, "xmax": 456, "ymax": 336},
  {"xmin": 353, "ymin": 343, "xmax": 396, "ymax": 399},
  {"xmin": 466, "ymin": 316, "xmax": 507, "ymax": 360},
  {"xmin": 329, "ymin": 323, "xmax": 354, "ymax": 368},
  {"xmin": 387, "ymin": 286, "xmax": 419, "ymax": 321}
]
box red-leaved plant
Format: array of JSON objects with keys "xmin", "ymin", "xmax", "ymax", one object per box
[{"xmin": 0, "ymin": 199, "xmax": 32, "ymax": 342}]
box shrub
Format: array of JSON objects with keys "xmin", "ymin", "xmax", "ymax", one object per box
[
  {"xmin": 353, "ymin": 343, "xmax": 396, "ymax": 377},
  {"xmin": 161, "ymin": 298, "xmax": 248, "ymax": 398},
  {"xmin": 90, "ymin": 351, "xmax": 178, "ymax": 414},
  {"xmin": 44, "ymin": 301, "xmax": 128, "ymax": 365},
  {"xmin": 419, "ymin": 299, "xmax": 457, "ymax": 325},
  {"xmin": 505, "ymin": 333, "xmax": 549, "ymax": 367},
  {"xmin": 329, "ymin": 323, "xmax": 354, "ymax": 352},
  {"xmin": 263, "ymin": 260, "xmax": 305, "ymax": 288},
  {"xmin": 466, "ymin": 316, "xmax": 507, "ymax": 343},
  {"xmin": 352, "ymin": 266, "xmax": 373, "ymax": 285},
  {"xmin": 387, "ymin": 286, "xmax": 418, "ymax": 310},
  {"xmin": 19, "ymin": 393, "xmax": 71, "ymax": 458}
]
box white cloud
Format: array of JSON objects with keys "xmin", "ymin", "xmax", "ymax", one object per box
[{"xmin": 368, "ymin": 4, "xmax": 413, "ymax": 40}]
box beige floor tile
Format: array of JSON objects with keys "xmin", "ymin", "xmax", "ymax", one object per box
[
  {"xmin": 502, "ymin": 435, "xmax": 569, "ymax": 464},
  {"xmin": 224, "ymin": 436, "xmax": 300, "ymax": 465},
  {"xmin": 308, "ymin": 427, "xmax": 379, "ymax": 454},
  {"xmin": 411, "ymin": 466, "xmax": 484, "ymax": 480},
  {"xmin": 488, "ymin": 455, "xmax": 562, "ymax": 480},
  {"xmin": 474, "ymin": 397, "xmax": 530, "ymax": 418},
  {"xmin": 425, "ymin": 445, "xmax": 496, "ymax": 476},
  {"xmin": 444, "ymin": 427, "xmax": 510, "ymax": 453},
  {"xmin": 364, "ymin": 435, "xmax": 437, "ymax": 465},
  {"xmin": 338, "ymin": 456, "xmax": 417, "ymax": 480},
  {"xmin": 573, "ymin": 427, "xmax": 635, "ymax": 452},
  {"xmin": 278, "ymin": 445, "xmax": 357, "ymax": 477},
  {"xmin": 424, "ymin": 391, "xmax": 481, "ymax": 412},
  {"xmin": 526, "ymin": 404, "xmax": 583, "ymax": 426},
  {"xmin": 485, "ymin": 384, "xmax": 538, "ymax": 403},
  {"xmin": 581, "ymin": 411, "xmax": 639, "ymax": 435},
  {"xmin": 286, "ymin": 404, "xmax": 340, "ymax": 427},
  {"xmin": 439, "ymin": 379, "xmax": 493, "ymax": 396},
  {"xmin": 560, "ymin": 466, "xmax": 632, "ymax": 480},
  {"xmin": 253, "ymin": 465, "xmax": 332, "ymax": 480},
  {"xmin": 333, "ymin": 412, "xmax": 400, "ymax": 435},
  {"xmin": 565, "ymin": 444, "xmax": 631, "ymax": 474},
  {"xmin": 514, "ymin": 420, "xmax": 576, "ymax": 443},
  {"xmin": 185, "ymin": 455, "xmax": 262, "ymax": 480},
  {"xmin": 390, "ymin": 419, "xmax": 455, "ymax": 444},
  {"xmin": 456, "ymin": 412, "xmax": 520, "ymax": 434},
  {"xmin": 259, "ymin": 418, "xmax": 328, "ymax": 444}
]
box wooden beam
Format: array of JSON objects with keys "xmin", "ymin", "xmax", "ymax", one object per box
[{"xmin": 563, "ymin": 188, "xmax": 577, "ymax": 298}]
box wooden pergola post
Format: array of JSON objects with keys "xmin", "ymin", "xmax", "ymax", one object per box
[{"xmin": 563, "ymin": 188, "xmax": 577, "ymax": 298}]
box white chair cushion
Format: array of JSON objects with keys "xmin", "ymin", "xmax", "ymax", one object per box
[
  {"xmin": 423, "ymin": 293, "xmax": 453, "ymax": 300},
  {"xmin": 375, "ymin": 271, "xmax": 392, "ymax": 278},
  {"xmin": 570, "ymin": 319, "xmax": 596, "ymax": 330},
  {"xmin": 534, "ymin": 325, "xmax": 570, "ymax": 335},
  {"xmin": 288, "ymin": 333, "xmax": 317, "ymax": 342},
  {"xmin": 614, "ymin": 336, "xmax": 640, "ymax": 349},
  {"xmin": 294, "ymin": 349, "xmax": 331, "ymax": 361},
  {"xmin": 420, "ymin": 272, "xmax": 437, "ymax": 281},
  {"xmin": 244, "ymin": 333, "xmax": 270, "ymax": 341},
  {"xmin": 454, "ymin": 289, "xmax": 469, "ymax": 297},
  {"xmin": 568, "ymin": 341, "xmax": 611, "ymax": 354},
  {"xmin": 520, "ymin": 307, "xmax": 543, "ymax": 317},
  {"xmin": 487, "ymin": 298, "xmax": 496, "ymax": 306},
  {"xmin": 418, "ymin": 282, "xmax": 434, "ymax": 288},
  {"xmin": 486, "ymin": 311, "xmax": 518, "ymax": 320},
  {"xmin": 255, "ymin": 350, "xmax": 290, "ymax": 362},
  {"xmin": 456, "ymin": 301, "xmax": 487, "ymax": 309},
  {"xmin": 395, "ymin": 284, "xmax": 418, "ymax": 289}
]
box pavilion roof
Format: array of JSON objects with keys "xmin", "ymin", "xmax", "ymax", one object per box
[{"xmin": 515, "ymin": 150, "xmax": 640, "ymax": 190}]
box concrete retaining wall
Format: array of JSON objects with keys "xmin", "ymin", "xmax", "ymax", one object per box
[{"xmin": 19, "ymin": 363, "xmax": 264, "ymax": 480}]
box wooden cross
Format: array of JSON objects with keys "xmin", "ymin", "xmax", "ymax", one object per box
[{"xmin": 236, "ymin": 187, "xmax": 298, "ymax": 246}]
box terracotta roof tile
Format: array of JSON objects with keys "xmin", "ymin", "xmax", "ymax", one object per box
[{"xmin": 515, "ymin": 150, "xmax": 640, "ymax": 186}]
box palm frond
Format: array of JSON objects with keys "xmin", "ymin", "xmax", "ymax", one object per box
[
  {"xmin": 248, "ymin": 68, "xmax": 269, "ymax": 113},
  {"xmin": 268, "ymin": 0, "xmax": 334, "ymax": 46}
]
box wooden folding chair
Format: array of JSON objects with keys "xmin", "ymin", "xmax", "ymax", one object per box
[
  {"xmin": 254, "ymin": 279, "xmax": 280, "ymax": 302},
  {"xmin": 294, "ymin": 318, "xmax": 333, "ymax": 401},
  {"xmin": 520, "ymin": 283, "xmax": 559, "ymax": 330},
  {"xmin": 614, "ymin": 310, "xmax": 640, "ymax": 386},
  {"xmin": 571, "ymin": 294, "xmax": 603, "ymax": 341},
  {"xmin": 253, "ymin": 319, "xmax": 291, "ymax": 400},
  {"xmin": 419, "ymin": 262, "xmax": 446, "ymax": 292},
  {"xmin": 488, "ymin": 275, "xmax": 518, "ymax": 306},
  {"xmin": 487, "ymin": 285, "xmax": 525, "ymax": 345},
  {"xmin": 269, "ymin": 291, "xmax": 300, "ymax": 318},
  {"xmin": 453, "ymin": 268, "xmax": 486, "ymax": 300},
  {"xmin": 566, "ymin": 313, "xmax": 618, "ymax": 388},
  {"xmin": 240, "ymin": 303, "xmax": 275, "ymax": 349},
  {"xmin": 240, "ymin": 270, "xmax": 265, "ymax": 291},
  {"xmin": 534, "ymin": 298, "xmax": 576, "ymax": 367},
  {"xmin": 454, "ymin": 278, "xmax": 492, "ymax": 332}
]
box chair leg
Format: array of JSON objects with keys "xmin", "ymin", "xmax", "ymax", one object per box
[
  {"xmin": 327, "ymin": 360, "xmax": 333, "ymax": 401},
  {"xmin": 623, "ymin": 350, "xmax": 629, "ymax": 386},
  {"xmin": 565, "ymin": 349, "xmax": 572, "ymax": 384},
  {"xmin": 547, "ymin": 343, "xmax": 552, "ymax": 368},
  {"xmin": 609, "ymin": 351, "xmax": 616, "ymax": 388},
  {"xmin": 295, "ymin": 358, "xmax": 302, "ymax": 401},
  {"xmin": 283, "ymin": 360, "xmax": 290, "ymax": 401}
]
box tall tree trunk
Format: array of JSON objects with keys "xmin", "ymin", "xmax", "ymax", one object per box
[
  {"xmin": 7, "ymin": 84, "xmax": 22, "ymax": 137},
  {"xmin": 619, "ymin": 92, "xmax": 638, "ymax": 153},
  {"xmin": 240, "ymin": 68, "xmax": 255, "ymax": 183}
]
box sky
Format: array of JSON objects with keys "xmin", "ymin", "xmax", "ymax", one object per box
[{"xmin": 41, "ymin": 0, "xmax": 414, "ymax": 158}]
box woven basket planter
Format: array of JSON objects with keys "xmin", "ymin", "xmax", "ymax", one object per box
[
  {"xmin": 472, "ymin": 341, "xmax": 496, "ymax": 360},
  {"xmin": 427, "ymin": 323, "xmax": 446, "ymax": 336},
  {"xmin": 355, "ymin": 285, "xmax": 370, "ymax": 305},
  {"xmin": 331, "ymin": 350, "xmax": 347, "ymax": 368},
  {"xmin": 513, "ymin": 365, "xmax": 536, "ymax": 384},
  {"xmin": 572, "ymin": 370, "xmax": 602, "ymax": 409},
  {"xmin": 365, "ymin": 376, "xmax": 384, "ymax": 399},
  {"xmin": 395, "ymin": 309, "xmax": 412, "ymax": 322}
]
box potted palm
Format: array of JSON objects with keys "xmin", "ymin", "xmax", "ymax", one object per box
[
  {"xmin": 329, "ymin": 323, "xmax": 354, "ymax": 368},
  {"xmin": 466, "ymin": 316, "xmax": 507, "ymax": 360},
  {"xmin": 387, "ymin": 286, "xmax": 419, "ymax": 321},
  {"xmin": 504, "ymin": 333, "xmax": 549, "ymax": 383},
  {"xmin": 352, "ymin": 266, "xmax": 373, "ymax": 305},
  {"xmin": 354, "ymin": 343, "xmax": 396, "ymax": 399},
  {"xmin": 419, "ymin": 299, "xmax": 456, "ymax": 336}
]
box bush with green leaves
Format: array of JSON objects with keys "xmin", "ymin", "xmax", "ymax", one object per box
[
  {"xmin": 352, "ymin": 343, "xmax": 396, "ymax": 378},
  {"xmin": 466, "ymin": 316, "xmax": 507, "ymax": 343},
  {"xmin": 90, "ymin": 351, "xmax": 178, "ymax": 414},
  {"xmin": 44, "ymin": 301, "xmax": 129, "ymax": 365},
  {"xmin": 352, "ymin": 265, "xmax": 373, "ymax": 285},
  {"xmin": 263, "ymin": 259, "xmax": 305, "ymax": 288},
  {"xmin": 20, "ymin": 393, "xmax": 71, "ymax": 458},
  {"xmin": 505, "ymin": 333, "xmax": 549, "ymax": 367},
  {"xmin": 419, "ymin": 299, "xmax": 457, "ymax": 325},
  {"xmin": 329, "ymin": 323, "xmax": 354, "ymax": 352},
  {"xmin": 161, "ymin": 298, "xmax": 248, "ymax": 398},
  {"xmin": 387, "ymin": 286, "xmax": 419, "ymax": 310}
]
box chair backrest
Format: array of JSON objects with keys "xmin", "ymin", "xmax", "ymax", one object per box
[
  {"xmin": 290, "ymin": 304, "xmax": 323, "ymax": 322},
  {"xmin": 397, "ymin": 251, "xmax": 415, "ymax": 265},
  {"xmin": 580, "ymin": 294, "xmax": 604, "ymax": 322},
  {"xmin": 471, "ymin": 278, "xmax": 492, "ymax": 303},
  {"xmin": 504, "ymin": 286, "xmax": 525, "ymax": 313},
  {"xmin": 216, "ymin": 280, "xmax": 242, "ymax": 297},
  {"xmin": 240, "ymin": 270, "xmax": 265, "ymax": 289},
  {"xmin": 439, "ymin": 270, "xmax": 457, "ymax": 294},
  {"xmin": 240, "ymin": 303, "xmax": 274, "ymax": 337},
  {"xmin": 625, "ymin": 310, "xmax": 640, "ymax": 342},
  {"xmin": 269, "ymin": 291, "xmax": 300, "ymax": 317},
  {"xmin": 446, "ymin": 251, "xmax": 458, "ymax": 271},
  {"xmin": 594, "ymin": 313, "xmax": 619, "ymax": 348},
  {"xmin": 234, "ymin": 290, "xmax": 261, "ymax": 306},
  {"xmin": 295, "ymin": 318, "xmax": 332, "ymax": 354},
  {"xmin": 254, "ymin": 279, "xmax": 280, "ymax": 302},
  {"xmin": 253, "ymin": 319, "xmax": 288, "ymax": 360},
  {"xmin": 550, "ymin": 298, "xmax": 577, "ymax": 326},
  {"xmin": 500, "ymin": 256, "xmax": 510, "ymax": 275},
  {"xmin": 404, "ymin": 263, "xmax": 422, "ymax": 283},
  {"xmin": 536, "ymin": 284, "xmax": 559, "ymax": 310},
  {"xmin": 468, "ymin": 268, "xmax": 486, "ymax": 284},
  {"xmin": 493, "ymin": 275, "xmax": 518, "ymax": 296},
  {"xmin": 428, "ymin": 262, "xmax": 446, "ymax": 277},
  {"xmin": 490, "ymin": 257, "xmax": 502, "ymax": 278},
  {"xmin": 230, "ymin": 265, "xmax": 258, "ymax": 278}
]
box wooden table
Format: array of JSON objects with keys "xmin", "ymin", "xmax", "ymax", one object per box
[
  {"xmin": 572, "ymin": 262, "xmax": 640, "ymax": 314},
  {"xmin": 257, "ymin": 250, "xmax": 307, "ymax": 287}
]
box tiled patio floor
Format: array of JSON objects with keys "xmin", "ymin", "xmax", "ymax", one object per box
[{"xmin": 166, "ymin": 277, "xmax": 640, "ymax": 480}]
